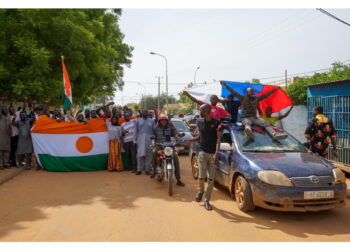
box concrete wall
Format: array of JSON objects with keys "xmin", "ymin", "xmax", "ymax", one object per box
[{"xmin": 279, "ymin": 105, "xmax": 307, "ymax": 143}]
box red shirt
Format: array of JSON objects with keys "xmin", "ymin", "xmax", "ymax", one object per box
[{"xmin": 199, "ymin": 101, "xmax": 228, "ymax": 120}]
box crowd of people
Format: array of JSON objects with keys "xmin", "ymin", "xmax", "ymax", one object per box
[
  {"xmin": 0, "ymin": 96, "xmax": 185, "ymax": 187},
  {"xmin": 0, "ymin": 84, "xmax": 338, "ymax": 211}
]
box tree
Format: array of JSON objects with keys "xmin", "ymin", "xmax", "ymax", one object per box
[
  {"xmin": 244, "ymin": 78, "xmax": 260, "ymax": 83},
  {"xmin": 285, "ymin": 62, "xmax": 350, "ymax": 105},
  {"xmin": 251, "ymin": 78, "xmax": 261, "ymax": 84},
  {"xmin": 0, "ymin": 9, "xmax": 133, "ymax": 106}
]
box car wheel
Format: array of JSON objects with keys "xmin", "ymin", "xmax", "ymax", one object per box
[
  {"xmin": 234, "ymin": 175, "xmax": 255, "ymax": 212},
  {"xmin": 191, "ymin": 154, "xmax": 199, "ymax": 179}
]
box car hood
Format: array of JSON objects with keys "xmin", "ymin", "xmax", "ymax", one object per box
[{"xmin": 243, "ymin": 152, "xmax": 334, "ymax": 177}]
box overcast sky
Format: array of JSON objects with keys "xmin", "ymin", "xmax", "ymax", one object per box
[{"xmin": 114, "ymin": 8, "xmax": 350, "ymax": 105}]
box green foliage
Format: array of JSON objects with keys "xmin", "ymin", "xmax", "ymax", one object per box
[
  {"xmin": 244, "ymin": 78, "xmax": 260, "ymax": 84},
  {"xmin": 176, "ymin": 82, "xmax": 196, "ymax": 110},
  {"xmin": 139, "ymin": 93, "xmax": 176, "ymax": 110},
  {"xmin": 285, "ymin": 62, "xmax": 350, "ymax": 105},
  {"xmin": 251, "ymin": 78, "xmax": 261, "ymax": 84},
  {"xmin": 0, "ymin": 9, "xmax": 133, "ymax": 106}
]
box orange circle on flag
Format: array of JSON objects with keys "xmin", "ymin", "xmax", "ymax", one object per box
[{"xmin": 75, "ymin": 136, "xmax": 93, "ymax": 153}]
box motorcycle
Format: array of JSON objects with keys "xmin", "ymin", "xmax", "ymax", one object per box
[{"xmin": 151, "ymin": 133, "xmax": 185, "ymax": 196}]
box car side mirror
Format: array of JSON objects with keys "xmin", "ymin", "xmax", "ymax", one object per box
[
  {"xmin": 220, "ymin": 142, "xmax": 232, "ymax": 151},
  {"xmin": 178, "ymin": 132, "xmax": 185, "ymax": 138}
]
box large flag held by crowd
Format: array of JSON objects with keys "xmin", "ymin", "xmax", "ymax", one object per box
[
  {"xmin": 32, "ymin": 116, "xmax": 109, "ymax": 172},
  {"xmin": 186, "ymin": 81, "xmax": 293, "ymax": 114}
]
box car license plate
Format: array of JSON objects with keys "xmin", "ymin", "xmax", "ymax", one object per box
[
  {"xmin": 175, "ymin": 147, "xmax": 184, "ymax": 151},
  {"xmin": 304, "ymin": 190, "xmax": 334, "ymax": 200}
]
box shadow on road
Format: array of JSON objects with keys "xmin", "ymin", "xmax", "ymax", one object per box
[
  {"xmin": 212, "ymin": 180, "xmax": 350, "ymax": 239},
  {"xmin": 0, "ymin": 155, "xmax": 349, "ymax": 241}
]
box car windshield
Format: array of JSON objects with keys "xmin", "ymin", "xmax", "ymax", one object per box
[
  {"xmin": 234, "ymin": 128, "xmax": 308, "ymax": 153},
  {"xmin": 172, "ymin": 120, "xmax": 189, "ymax": 132}
]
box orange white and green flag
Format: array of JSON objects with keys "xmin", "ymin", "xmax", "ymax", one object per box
[
  {"xmin": 32, "ymin": 116, "xmax": 108, "ymax": 172},
  {"xmin": 62, "ymin": 57, "xmax": 72, "ymax": 110}
]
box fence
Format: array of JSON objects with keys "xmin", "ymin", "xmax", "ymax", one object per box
[{"xmin": 307, "ymin": 96, "xmax": 350, "ymax": 166}]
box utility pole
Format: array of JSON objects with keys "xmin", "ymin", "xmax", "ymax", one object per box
[
  {"xmin": 285, "ymin": 69, "xmax": 288, "ymax": 88},
  {"xmin": 157, "ymin": 76, "xmax": 160, "ymax": 113}
]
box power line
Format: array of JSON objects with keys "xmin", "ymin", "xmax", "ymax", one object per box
[
  {"xmin": 242, "ymin": 58, "xmax": 350, "ymax": 82},
  {"xmin": 231, "ymin": 11, "xmax": 321, "ymax": 57},
  {"xmin": 316, "ymin": 8, "xmax": 350, "ymax": 28}
]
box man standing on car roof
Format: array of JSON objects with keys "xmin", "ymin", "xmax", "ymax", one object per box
[{"xmin": 187, "ymin": 104, "xmax": 222, "ymax": 211}]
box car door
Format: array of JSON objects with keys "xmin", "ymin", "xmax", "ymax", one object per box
[{"xmin": 215, "ymin": 129, "xmax": 233, "ymax": 187}]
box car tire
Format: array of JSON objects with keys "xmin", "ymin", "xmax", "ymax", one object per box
[
  {"xmin": 234, "ymin": 175, "xmax": 255, "ymax": 212},
  {"xmin": 191, "ymin": 154, "xmax": 199, "ymax": 179}
]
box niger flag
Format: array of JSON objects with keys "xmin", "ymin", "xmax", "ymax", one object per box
[
  {"xmin": 32, "ymin": 116, "xmax": 109, "ymax": 172},
  {"xmin": 62, "ymin": 58, "xmax": 72, "ymax": 110}
]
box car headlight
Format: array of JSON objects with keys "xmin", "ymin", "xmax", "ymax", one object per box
[
  {"xmin": 164, "ymin": 147, "xmax": 174, "ymax": 156},
  {"xmin": 257, "ymin": 170, "xmax": 293, "ymax": 187},
  {"xmin": 332, "ymin": 168, "xmax": 346, "ymax": 184}
]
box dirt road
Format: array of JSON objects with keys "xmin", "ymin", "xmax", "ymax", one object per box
[{"xmin": 0, "ymin": 156, "xmax": 349, "ymax": 241}]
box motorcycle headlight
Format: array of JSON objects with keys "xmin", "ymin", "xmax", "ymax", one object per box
[
  {"xmin": 332, "ymin": 168, "xmax": 346, "ymax": 184},
  {"xmin": 164, "ymin": 147, "xmax": 174, "ymax": 156},
  {"xmin": 257, "ymin": 170, "xmax": 293, "ymax": 187}
]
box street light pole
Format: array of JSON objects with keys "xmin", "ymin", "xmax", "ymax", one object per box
[
  {"xmin": 194, "ymin": 66, "xmax": 200, "ymax": 85},
  {"xmin": 150, "ymin": 51, "xmax": 168, "ymax": 107}
]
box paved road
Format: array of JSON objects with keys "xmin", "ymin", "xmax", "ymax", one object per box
[{"xmin": 0, "ymin": 156, "xmax": 349, "ymax": 241}]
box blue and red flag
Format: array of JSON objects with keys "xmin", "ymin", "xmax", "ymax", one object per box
[{"xmin": 221, "ymin": 81, "xmax": 293, "ymax": 115}]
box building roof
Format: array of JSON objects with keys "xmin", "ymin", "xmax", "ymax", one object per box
[{"xmin": 307, "ymin": 78, "xmax": 350, "ymax": 87}]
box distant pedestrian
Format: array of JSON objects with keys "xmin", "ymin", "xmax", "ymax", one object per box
[
  {"xmin": 305, "ymin": 106, "xmax": 337, "ymax": 158},
  {"xmin": 0, "ymin": 98, "xmax": 12, "ymax": 169},
  {"xmin": 9, "ymin": 102, "xmax": 18, "ymax": 167},
  {"xmin": 187, "ymin": 104, "xmax": 222, "ymax": 211},
  {"xmin": 134, "ymin": 109, "xmax": 155, "ymax": 175},
  {"xmin": 12, "ymin": 111, "xmax": 35, "ymax": 170}
]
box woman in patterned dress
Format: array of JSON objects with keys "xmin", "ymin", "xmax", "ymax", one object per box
[{"xmin": 105, "ymin": 115, "xmax": 123, "ymax": 171}]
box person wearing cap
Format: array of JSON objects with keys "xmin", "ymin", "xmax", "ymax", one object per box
[{"xmin": 151, "ymin": 114, "xmax": 185, "ymax": 186}]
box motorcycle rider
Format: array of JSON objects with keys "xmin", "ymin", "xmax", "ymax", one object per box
[{"xmin": 151, "ymin": 114, "xmax": 185, "ymax": 187}]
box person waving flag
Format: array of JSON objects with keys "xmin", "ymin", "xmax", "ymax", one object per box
[{"xmin": 62, "ymin": 56, "xmax": 72, "ymax": 111}]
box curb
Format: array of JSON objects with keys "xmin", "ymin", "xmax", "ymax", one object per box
[{"xmin": 0, "ymin": 167, "xmax": 26, "ymax": 185}]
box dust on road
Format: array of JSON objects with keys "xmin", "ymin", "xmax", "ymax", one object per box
[{"xmin": 0, "ymin": 156, "xmax": 349, "ymax": 241}]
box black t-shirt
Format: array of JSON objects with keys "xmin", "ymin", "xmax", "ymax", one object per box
[
  {"xmin": 223, "ymin": 100, "xmax": 240, "ymax": 123},
  {"xmin": 197, "ymin": 117, "xmax": 220, "ymax": 154}
]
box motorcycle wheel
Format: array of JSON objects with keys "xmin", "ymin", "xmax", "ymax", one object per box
[{"xmin": 168, "ymin": 169, "xmax": 173, "ymax": 196}]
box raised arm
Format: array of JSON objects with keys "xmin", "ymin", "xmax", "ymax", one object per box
[
  {"xmin": 257, "ymin": 86, "xmax": 281, "ymax": 101},
  {"xmin": 72, "ymin": 105, "xmax": 80, "ymax": 117},
  {"xmin": 279, "ymin": 105, "xmax": 293, "ymax": 120},
  {"xmin": 220, "ymin": 81, "xmax": 243, "ymax": 99},
  {"xmin": 22, "ymin": 96, "xmax": 28, "ymax": 113},
  {"xmin": 43, "ymin": 98, "xmax": 51, "ymax": 115},
  {"xmin": 182, "ymin": 91, "xmax": 202, "ymax": 105}
]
